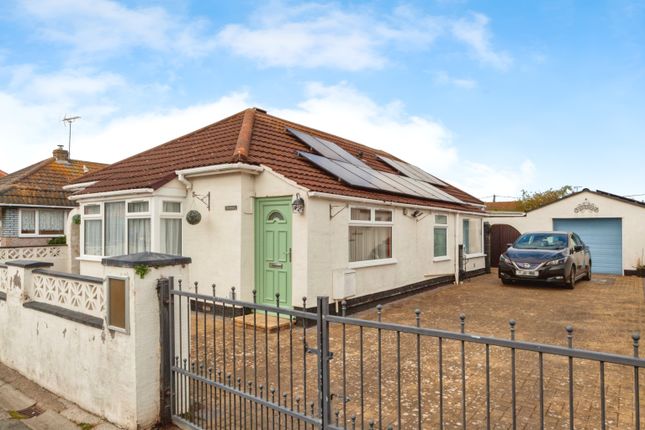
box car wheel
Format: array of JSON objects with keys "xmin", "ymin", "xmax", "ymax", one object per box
[
  {"xmin": 566, "ymin": 267, "xmax": 576, "ymax": 289},
  {"xmin": 584, "ymin": 264, "xmax": 592, "ymax": 281}
]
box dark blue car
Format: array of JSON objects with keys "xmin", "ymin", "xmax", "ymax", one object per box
[{"xmin": 498, "ymin": 231, "xmax": 592, "ymax": 289}]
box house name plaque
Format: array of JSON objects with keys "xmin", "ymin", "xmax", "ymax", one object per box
[{"xmin": 574, "ymin": 199, "xmax": 599, "ymax": 214}]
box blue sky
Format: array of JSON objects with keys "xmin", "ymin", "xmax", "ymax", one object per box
[{"xmin": 1, "ymin": 0, "xmax": 644, "ymax": 200}]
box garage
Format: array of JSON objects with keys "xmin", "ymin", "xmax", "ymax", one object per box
[
  {"xmin": 487, "ymin": 189, "xmax": 644, "ymax": 276},
  {"xmin": 553, "ymin": 218, "xmax": 622, "ymax": 274}
]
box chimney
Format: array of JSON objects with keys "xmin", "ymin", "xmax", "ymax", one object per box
[{"xmin": 53, "ymin": 145, "xmax": 70, "ymax": 163}]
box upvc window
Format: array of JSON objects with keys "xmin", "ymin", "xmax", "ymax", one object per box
[
  {"xmin": 433, "ymin": 214, "xmax": 448, "ymax": 258},
  {"xmin": 126, "ymin": 200, "xmax": 150, "ymax": 254},
  {"xmin": 83, "ymin": 204, "xmax": 102, "ymax": 255},
  {"xmin": 349, "ymin": 207, "xmax": 393, "ymax": 263},
  {"xmin": 19, "ymin": 208, "xmax": 65, "ymax": 236},
  {"xmin": 82, "ymin": 200, "xmax": 151, "ymax": 257},
  {"xmin": 463, "ymin": 217, "xmax": 483, "ymax": 254},
  {"xmin": 160, "ymin": 200, "xmax": 182, "ymax": 256}
]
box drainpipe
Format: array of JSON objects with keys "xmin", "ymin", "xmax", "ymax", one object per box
[
  {"xmin": 455, "ymin": 212, "xmax": 460, "ymax": 284},
  {"xmin": 177, "ymin": 173, "xmax": 192, "ymax": 191}
]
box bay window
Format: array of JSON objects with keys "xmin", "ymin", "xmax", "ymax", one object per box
[
  {"xmin": 433, "ymin": 214, "xmax": 448, "ymax": 258},
  {"xmin": 20, "ymin": 208, "xmax": 65, "ymax": 236},
  {"xmin": 82, "ymin": 199, "xmax": 152, "ymax": 257},
  {"xmin": 81, "ymin": 198, "xmax": 180, "ymax": 258},
  {"xmin": 349, "ymin": 207, "xmax": 393, "ymax": 263},
  {"xmin": 462, "ymin": 217, "xmax": 483, "ymax": 254}
]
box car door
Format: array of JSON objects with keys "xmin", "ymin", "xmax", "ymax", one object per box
[
  {"xmin": 570, "ymin": 233, "xmax": 585, "ymax": 272},
  {"xmin": 573, "ymin": 233, "xmax": 590, "ymax": 269}
]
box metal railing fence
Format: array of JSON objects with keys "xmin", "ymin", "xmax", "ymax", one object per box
[{"xmin": 159, "ymin": 279, "xmax": 644, "ymax": 430}]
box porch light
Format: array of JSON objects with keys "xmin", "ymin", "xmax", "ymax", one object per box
[{"xmin": 292, "ymin": 194, "xmax": 305, "ymax": 214}]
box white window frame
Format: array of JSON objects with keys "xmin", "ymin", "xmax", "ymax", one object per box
[
  {"xmin": 348, "ymin": 206, "xmax": 396, "ymax": 269},
  {"xmin": 106, "ymin": 275, "xmax": 130, "ymax": 334},
  {"xmin": 18, "ymin": 208, "xmax": 66, "ymax": 237},
  {"xmin": 159, "ymin": 199, "xmax": 183, "ymax": 256},
  {"xmin": 462, "ymin": 217, "xmax": 485, "ymax": 258},
  {"xmin": 433, "ymin": 213, "xmax": 450, "ymax": 261},
  {"xmin": 124, "ymin": 200, "xmax": 151, "ymax": 255},
  {"xmin": 81, "ymin": 203, "xmax": 103, "ymax": 259},
  {"xmin": 80, "ymin": 198, "xmax": 153, "ymax": 259}
]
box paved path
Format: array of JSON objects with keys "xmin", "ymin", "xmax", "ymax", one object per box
[{"xmin": 0, "ymin": 363, "xmax": 118, "ymax": 430}]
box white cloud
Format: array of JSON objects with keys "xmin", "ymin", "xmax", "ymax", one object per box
[
  {"xmin": 216, "ymin": 2, "xmax": 508, "ymax": 71},
  {"xmin": 6, "ymin": 66, "xmax": 125, "ymax": 103},
  {"xmin": 451, "ymin": 12, "xmax": 512, "ymax": 70},
  {"xmin": 216, "ymin": 3, "xmax": 441, "ymax": 70},
  {"xmin": 457, "ymin": 159, "xmax": 536, "ymax": 199},
  {"xmin": 434, "ymin": 71, "xmax": 477, "ymax": 89},
  {"xmin": 17, "ymin": 0, "xmax": 216, "ymax": 58}
]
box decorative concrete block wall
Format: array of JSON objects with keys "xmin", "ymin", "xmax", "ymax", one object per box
[{"xmin": 0, "ymin": 253, "xmax": 191, "ymax": 429}]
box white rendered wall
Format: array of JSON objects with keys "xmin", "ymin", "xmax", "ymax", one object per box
[{"xmin": 0, "ymin": 262, "xmax": 190, "ymax": 429}]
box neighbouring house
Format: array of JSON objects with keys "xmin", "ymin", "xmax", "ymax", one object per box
[
  {"xmin": 487, "ymin": 188, "xmax": 645, "ymax": 275},
  {"xmin": 0, "ymin": 170, "xmax": 7, "ymax": 177},
  {"xmin": 0, "ymin": 146, "xmax": 106, "ymax": 247},
  {"xmin": 68, "ymin": 108, "xmax": 487, "ymax": 309}
]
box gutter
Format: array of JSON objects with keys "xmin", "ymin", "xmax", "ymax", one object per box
[
  {"xmin": 176, "ymin": 163, "xmax": 264, "ymax": 191},
  {"xmin": 69, "ymin": 188, "xmax": 155, "ymax": 201},
  {"xmin": 0, "ymin": 203, "xmax": 75, "ymax": 209},
  {"xmin": 307, "ymin": 191, "xmax": 487, "ymax": 217}
]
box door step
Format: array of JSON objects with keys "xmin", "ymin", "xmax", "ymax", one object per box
[{"xmin": 234, "ymin": 312, "xmax": 293, "ymax": 333}]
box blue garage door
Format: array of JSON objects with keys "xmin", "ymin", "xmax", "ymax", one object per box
[{"xmin": 553, "ymin": 218, "xmax": 622, "ymax": 274}]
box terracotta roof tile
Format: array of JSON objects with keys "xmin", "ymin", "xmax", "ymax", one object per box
[
  {"xmin": 0, "ymin": 156, "xmax": 107, "ymax": 207},
  {"xmin": 0, "ymin": 170, "xmax": 6, "ymax": 177},
  {"xmin": 73, "ymin": 109, "xmax": 484, "ymax": 212}
]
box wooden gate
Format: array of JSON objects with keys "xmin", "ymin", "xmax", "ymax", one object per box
[{"xmin": 490, "ymin": 224, "xmax": 521, "ymax": 267}]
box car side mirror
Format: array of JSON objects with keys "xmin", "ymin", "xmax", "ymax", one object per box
[
  {"xmin": 574, "ymin": 245, "xmax": 583, "ymax": 252},
  {"xmin": 506, "ymin": 243, "xmax": 512, "ymax": 249}
]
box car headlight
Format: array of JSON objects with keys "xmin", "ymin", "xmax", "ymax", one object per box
[
  {"xmin": 545, "ymin": 257, "xmax": 566, "ymax": 266},
  {"xmin": 500, "ymin": 254, "xmax": 512, "ymax": 264}
]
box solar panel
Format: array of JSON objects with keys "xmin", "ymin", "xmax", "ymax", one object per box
[
  {"xmin": 299, "ymin": 151, "xmax": 464, "ymax": 204},
  {"xmin": 298, "ymin": 152, "xmax": 377, "ymax": 190},
  {"xmin": 377, "ymin": 156, "xmax": 447, "ymax": 186},
  {"xmin": 389, "ymin": 174, "xmax": 463, "ymax": 203},
  {"xmin": 287, "ymin": 128, "xmax": 369, "ymax": 168}
]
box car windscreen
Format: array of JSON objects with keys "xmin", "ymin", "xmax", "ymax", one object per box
[{"xmin": 513, "ymin": 233, "xmax": 568, "ymax": 250}]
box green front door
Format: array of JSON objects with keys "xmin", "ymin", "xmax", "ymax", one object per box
[{"xmin": 255, "ymin": 197, "xmax": 292, "ymax": 307}]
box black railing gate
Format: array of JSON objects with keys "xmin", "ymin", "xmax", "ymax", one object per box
[{"xmin": 160, "ymin": 277, "xmax": 644, "ymax": 430}]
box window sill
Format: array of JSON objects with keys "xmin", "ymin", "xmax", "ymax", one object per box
[
  {"xmin": 348, "ymin": 258, "xmax": 397, "ymax": 269},
  {"xmin": 433, "ymin": 256, "xmax": 451, "ymax": 262},
  {"xmin": 77, "ymin": 256, "xmax": 103, "ymax": 262},
  {"xmin": 18, "ymin": 234, "xmax": 65, "ymax": 238},
  {"xmin": 465, "ymin": 253, "xmax": 486, "ymax": 259}
]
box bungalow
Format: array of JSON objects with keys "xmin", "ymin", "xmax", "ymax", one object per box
[
  {"xmin": 0, "ymin": 146, "xmax": 106, "ymax": 247},
  {"xmin": 68, "ymin": 108, "xmax": 487, "ymax": 309},
  {"xmin": 488, "ymin": 189, "xmax": 645, "ymax": 275}
]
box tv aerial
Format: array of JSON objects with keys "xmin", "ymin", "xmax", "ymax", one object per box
[{"xmin": 62, "ymin": 115, "xmax": 81, "ymax": 157}]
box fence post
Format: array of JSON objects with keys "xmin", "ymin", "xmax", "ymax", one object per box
[
  {"xmin": 317, "ymin": 296, "xmax": 331, "ymax": 428},
  {"xmin": 158, "ymin": 277, "xmax": 172, "ymax": 424}
]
